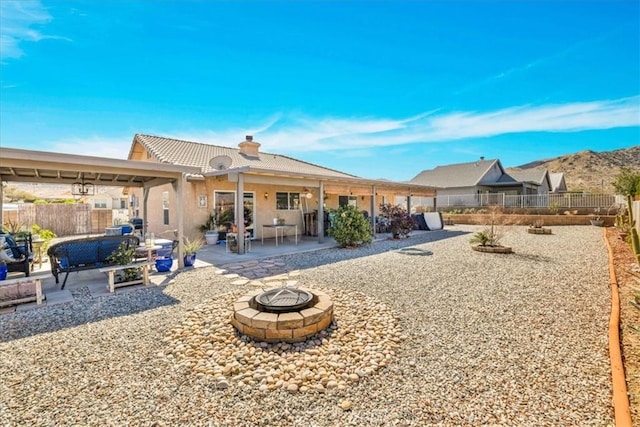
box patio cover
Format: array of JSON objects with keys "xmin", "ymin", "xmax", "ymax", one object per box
[{"xmin": 0, "ymin": 147, "xmax": 201, "ymax": 267}]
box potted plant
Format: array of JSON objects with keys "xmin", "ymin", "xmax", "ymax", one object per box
[
  {"xmin": 615, "ymin": 209, "xmax": 634, "ymax": 241},
  {"xmin": 469, "ymin": 206, "xmax": 514, "ymax": 253},
  {"xmin": 31, "ymin": 224, "xmax": 57, "ymax": 260},
  {"xmin": 0, "ymin": 260, "xmax": 7, "ymax": 281},
  {"xmin": 183, "ymin": 237, "xmax": 204, "ymax": 267},
  {"xmin": 527, "ymin": 219, "xmax": 552, "ymax": 235},
  {"xmin": 199, "ymin": 212, "xmax": 219, "ymax": 245},
  {"xmin": 106, "ymin": 241, "xmax": 140, "ymax": 283}
]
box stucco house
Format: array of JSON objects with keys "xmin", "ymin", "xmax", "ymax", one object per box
[
  {"xmin": 410, "ymin": 158, "xmax": 555, "ymax": 208},
  {"xmin": 127, "ymin": 134, "xmax": 437, "ymax": 253}
]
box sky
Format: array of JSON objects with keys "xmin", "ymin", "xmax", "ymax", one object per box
[{"xmin": 0, "ymin": 0, "xmax": 638, "ymax": 182}]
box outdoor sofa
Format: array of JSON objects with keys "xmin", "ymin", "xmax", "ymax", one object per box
[{"xmin": 47, "ymin": 235, "xmax": 139, "ymax": 289}]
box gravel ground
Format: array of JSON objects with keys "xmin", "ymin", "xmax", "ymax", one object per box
[{"xmin": 0, "ymin": 225, "xmax": 613, "ymax": 426}]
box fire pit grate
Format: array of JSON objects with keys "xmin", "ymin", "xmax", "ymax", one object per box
[{"xmin": 253, "ymin": 287, "xmax": 314, "ymax": 313}]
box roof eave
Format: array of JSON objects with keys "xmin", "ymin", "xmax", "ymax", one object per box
[{"xmin": 202, "ymin": 166, "xmax": 437, "ymax": 194}]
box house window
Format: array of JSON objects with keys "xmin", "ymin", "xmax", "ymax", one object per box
[
  {"xmin": 120, "ymin": 200, "xmax": 126, "ymax": 209},
  {"xmin": 162, "ymin": 191, "xmax": 169, "ymax": 225},
  {"xmin": 94, "ymin": 200, "xmax": 107, "ymax": 209},
  {"xmin": 338, "ymin": 195, "xmax": 357, "ymax": 207},
  {"xmin": 276, "ymin": 192, "xmax": 300, "ymax": 210}
]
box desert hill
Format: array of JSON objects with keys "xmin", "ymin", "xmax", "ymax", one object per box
[{"xmin": 514, "ymin": 145, "xmax": 640, "ymax": 193}]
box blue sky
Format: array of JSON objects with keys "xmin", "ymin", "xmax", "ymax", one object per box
[{"xmin": 1, "ymin": 0, "xmax": 638, "ymax": 181}]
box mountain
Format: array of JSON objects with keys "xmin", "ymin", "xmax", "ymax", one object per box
[{"xmin": 513, "ymin": 146, "xmax": 640, "ymax": 193}]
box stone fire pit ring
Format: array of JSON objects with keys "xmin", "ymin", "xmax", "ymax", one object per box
[{"xmin": 231, "ymin": 287, "xmax": 333, "ymax": 343}]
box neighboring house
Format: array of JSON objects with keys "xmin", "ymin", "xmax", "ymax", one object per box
[
  {"xmin": 505, "ymin": 168, "xmax": 552, "ymax": 196},
  {"xmin": 410, "ymin": 158, "xmax": 553, "ymax": 208},
  {"xmin": 549, "ymin": 172, "xmax": 568, "ymax": 193},
  {"xmin": 127, "ymin": 134, "xmax": 437, "ymax": 250},
  {"xmin": 87, "ymin": 187, "xmax": 130, "ymax": 225}
]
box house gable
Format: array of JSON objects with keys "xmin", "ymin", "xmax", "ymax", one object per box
[
  {"xmin": 410, "ymin": 158, "xmax": 504, "ymax": 188},
  {"xmin": 549, "ymin": 172, "xmax": 568, "ymax": 193}
]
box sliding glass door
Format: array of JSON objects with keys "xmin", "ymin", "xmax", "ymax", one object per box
[{"xmin": 214, "ymin": 191, "xmax": 255, "ymax": 237}]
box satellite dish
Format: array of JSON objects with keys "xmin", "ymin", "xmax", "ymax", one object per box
[{"xmin": 209, "ymin": 155, "xmax": 232, "ymax": 170}]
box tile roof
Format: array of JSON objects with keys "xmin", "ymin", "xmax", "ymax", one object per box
[
  {"xmin": 410, "ymin": 159, "xmax": 501, "ymax": 188},
  {"xmin": 132, "ymin": 134, "xmax": 357, "ymax": 179}
]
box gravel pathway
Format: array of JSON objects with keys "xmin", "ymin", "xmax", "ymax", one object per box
[{"xmin": 0, "ymin": 225, "xmax": 612, "ymax": 426}]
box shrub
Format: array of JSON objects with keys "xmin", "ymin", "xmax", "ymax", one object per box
[
  {"xmin": 469, "ymin": 206, "xmax": 511, "ymax": 247},
  {"xmin": 379, "ymin": 203, "xmax": 415, "ymax": 239},
  {"xmin": 470, "ymin": 231, "xmax": 491, "ymax": 246},
  {"xmin": 106, "ymin": 241, "xmax": 138, "ymax": 282},
  {"xmin": 329, "ymin": 205, "xmax": 372, "ymax": 248}
]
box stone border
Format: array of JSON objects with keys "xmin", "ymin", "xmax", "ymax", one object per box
[
  {"xmin": 527, "ymin": 227, "xmax": 552, "ymax": 235},
  {"xmin": 471, "ymin": 245, "xmax": 513, "ymax": 254},
  {"xmin": 231, "ymin": 288, "xmax": 333, "ymax": 343}
]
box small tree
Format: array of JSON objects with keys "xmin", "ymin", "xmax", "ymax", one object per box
[
  {"xmin": 379, "ymin": 203, "xmax": 415, "ymax": 238},
  {"xmin": 469, "ymin": 206, "xmax": 512, "ymax": 247},
  {"xmin": 612, "ymin": 167, "xmax": 640, "ymax": 196},
  {"xmin": 329, "ymin": 205, "xmax": 372, "ymax": 248}
]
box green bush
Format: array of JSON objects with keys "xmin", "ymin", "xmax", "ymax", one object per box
[
  {"xmin": 612, "ymin": 167, "xmax": 640, "ymax": 196},
  {"xmin": 329, "ymin": 205, "xmax": 372, "ymax": 248},
  {"xmin": 470, "ymin": 231, "xmax": 491, "ymax": 246}
]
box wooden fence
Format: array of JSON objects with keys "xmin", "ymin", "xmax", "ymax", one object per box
[{"xmin": 2, "ymin": 204, "xmax": 112, "ymax": 237}]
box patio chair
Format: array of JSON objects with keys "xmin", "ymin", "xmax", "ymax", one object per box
[{"xmin": 0, "ymin": 233, "xmax": 32, "ymax": 277}]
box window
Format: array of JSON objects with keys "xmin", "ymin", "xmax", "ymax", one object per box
[
  {"xmin": 338, "ymin": 195, "xmax": 357, "ymax": 208},
  {"xmin": 94, "ymin": 200, "xmax": 107, "ymax": 209},
  {"xmin": 162, "ymin": 191, "xmax": 169, "ymax": 225},
  {"xmin": 276, "ymin": 192, "xmax": 300, "ymax": 210}
]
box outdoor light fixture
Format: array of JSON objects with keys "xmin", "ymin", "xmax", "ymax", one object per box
[
  {"xmin": 264, "ymin": 192, "xmax": 269, "ymax": 199},
  {"xmin": 71, "ymin": 172, "xmax": 95, "ymax": 196}
]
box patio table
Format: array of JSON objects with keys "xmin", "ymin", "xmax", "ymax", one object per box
[{"xmin": 261, "ymin": 224, "xmax": 298, "ymax": 247}]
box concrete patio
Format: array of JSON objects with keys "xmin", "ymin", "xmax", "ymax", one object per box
[{"xmin": 0, "ymin": 234, "xmax": 344, "ymax": 315}]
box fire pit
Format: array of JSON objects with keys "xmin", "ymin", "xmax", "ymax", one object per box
[
  {"xmin": 231, "ymin": 287, "xmax": 333, "ymax": 343},
  {"xmin": 254, "ymin": 287, "xmax": 314, "ymax": 313}
]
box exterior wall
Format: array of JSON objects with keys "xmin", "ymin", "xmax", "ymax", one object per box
[
  {"xmin": 436, "ymin": 187, "xmax": 480, "ymax": 206},
  {"xmin": 478, "ymin": 163, "xmax": 502, "ymax": 184},
  {"xmin": 537, "ymin": 184, "xmax": 549, "ymax": 196},
  {"xmin": 128, "ymin": 143, "xmax": 433, "ymax": 240},
  {"xmin": 443, "ymin": 213, "xmax": 616, "ymax": 227}
]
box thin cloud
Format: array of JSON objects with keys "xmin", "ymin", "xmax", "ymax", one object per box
[
  {"xmin": 161, "ymin": 97, "xmax": 639, "ymax": 153},
  {"xmin": 0, "ymin": 0, "xmax": 68, "ymax": 61},
  {"xmin": 456, "ymin": 33, "xmax": 615, "ymax": 95},
  {"xmin": 44, "ymin": 96, "xmax": 639, "ymax": 159},
  {"xmin": 249, "ymin": 96, "xmax": 640, "ymax": 152},
  {"xmin": 50, "ymin": 136, "xmax": 132, "ymax": 159}
]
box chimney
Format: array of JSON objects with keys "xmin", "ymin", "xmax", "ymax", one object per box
[
  {"xmin": 480, "ymin": 156, "xmax": 485, "ymax": 161},
  {"xmin": 238, "ymin": 135, "xmax": 260, "ymax": 158}
]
